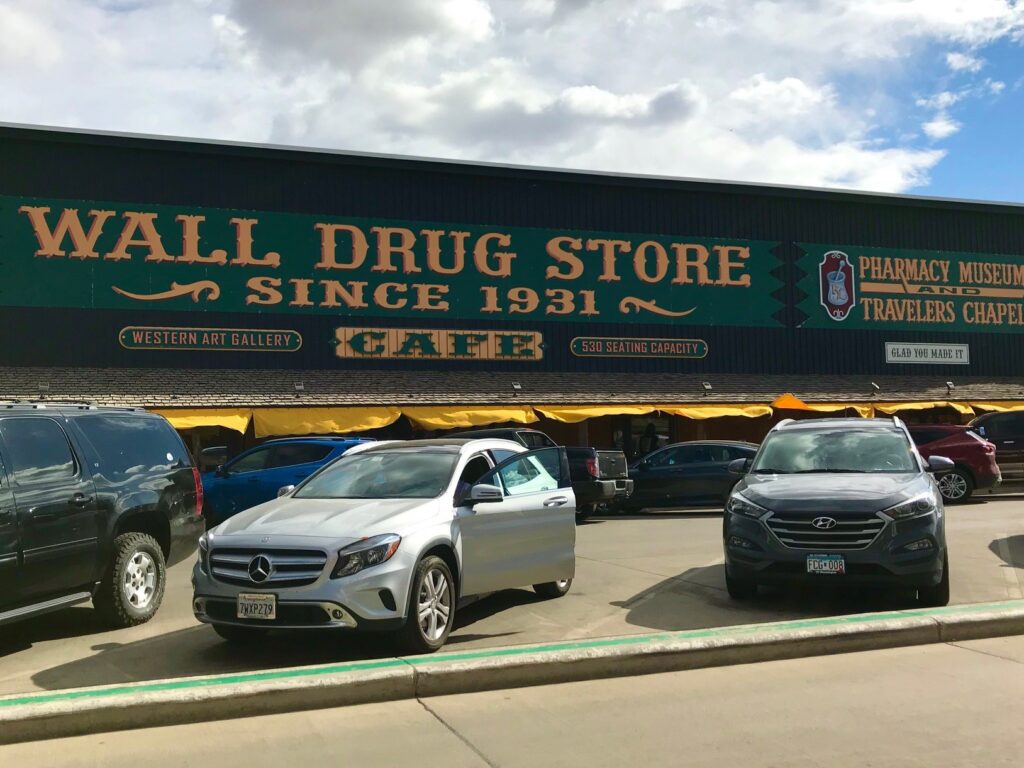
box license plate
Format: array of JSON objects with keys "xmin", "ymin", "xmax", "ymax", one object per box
[
  {"xmin": 806, "ymin": 554, "xmax": 846, "ymax": 575},
  {"xmin": 237, "ymin": 593, "xmax": 276, "ymax": 620}
]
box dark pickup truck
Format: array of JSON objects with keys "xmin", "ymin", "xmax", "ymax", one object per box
[{"xmin": 449, "ymin": 428, "xmax": 633, "ymax": 519}]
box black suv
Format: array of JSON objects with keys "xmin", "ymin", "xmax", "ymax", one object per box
[
  {"xmin": 0, "ymin": 403, "xmax": 202, "ymax": 628},
  {"xmin": 723, "ymin": 418, "xmax": 951, "ymax": 606}
]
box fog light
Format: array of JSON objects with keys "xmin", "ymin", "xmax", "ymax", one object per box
[
  {"xmin": 904, "ymin": 538, "xmax": 934, "ymax": 552},
  {"xmin": 729, "ymin": 536, "xmax": 756, "ymax": 550},
  {"xmin": 193, "ymin": 598, "xmax": 205, "ymax": 614}
]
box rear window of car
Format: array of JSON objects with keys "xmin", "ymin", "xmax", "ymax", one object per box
[
  {"xmin": 267, "ymin": 443, "xmax": 334, "ymax": 468},
  {"xmin": 909, "ymin": 428, "xmax": 947, "ymax": 446},
  {"xmin": 0, "ymin": 417, "xmax": 77, "ymax": 484},
  {"xmin": 75, "ymin": 415, "xmax": 190, "ymax": 481}
]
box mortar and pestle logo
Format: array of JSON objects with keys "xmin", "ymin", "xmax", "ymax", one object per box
[{"xmin": 818, "ymin": 250, "xmax": 855, "ymax": 321}]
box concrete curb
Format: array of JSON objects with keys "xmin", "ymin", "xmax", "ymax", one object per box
[{"xmin": 2, "ymin": 600, "xmax": 1023, "ymax": 744}]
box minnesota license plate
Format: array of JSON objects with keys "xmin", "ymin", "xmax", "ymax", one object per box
[
  {"xmin": 806, "ymin": 554, "xmax": 846, "ymax": 575},
  {"xmin": 237, "ymin": 593, "xmax": 276, "ymax": 620}
]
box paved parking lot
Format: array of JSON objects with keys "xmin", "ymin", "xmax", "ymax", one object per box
[{"xmin": 1, "ymin": 497, "xmax": 1022, "ymax": 696}]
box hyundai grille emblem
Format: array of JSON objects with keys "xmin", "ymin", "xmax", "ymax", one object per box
[
  {"xmin": 248, "ymin": 555, "xmax": 273, "ymax": 583},
  {"xmin": 812, "ymin": 517, "xmax": 838, "ymax": 530}
]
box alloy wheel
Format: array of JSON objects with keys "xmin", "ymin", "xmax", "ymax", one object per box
[
  {"xmin": 417, "ymin": 567, "xmax": 452, "ymax": 642},
  {"xmin": 938, "ymin": 472, "xmax": 968, "ymax": 501},
  {"xmin": 122, "ymin": 551, "xmax": 157, "ymax": 609}
]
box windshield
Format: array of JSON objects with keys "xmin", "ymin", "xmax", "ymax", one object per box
[
  {"xmin": 295, "ymin": 451, "xmax": 458, "ymax": 499},
  {"xmin": 751, "ymin": 429, "xmax": 918, "ymax": 474}
]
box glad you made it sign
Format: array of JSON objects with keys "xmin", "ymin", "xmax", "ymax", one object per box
[{"xmin": 0, "ymin": 196, "xmax": 780, "ymax": 328}]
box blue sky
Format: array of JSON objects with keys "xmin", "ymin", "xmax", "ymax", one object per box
[
  {"xmin": 921, "ymin": 39, "xmax": 1024, "ymax": 201},
  {"xmin": 0, "ymin": 1, "xmax": 1022, "ymax": 202}
]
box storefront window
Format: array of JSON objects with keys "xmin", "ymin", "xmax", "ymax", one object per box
[{"xmin": 628, "ymin": 417, "xmax": 670, "ymax": 460}]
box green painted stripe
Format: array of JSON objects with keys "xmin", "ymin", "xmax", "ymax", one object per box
[{"xmin": 2, "ymin": 599, "xmax": 1021, "ymax": 710}]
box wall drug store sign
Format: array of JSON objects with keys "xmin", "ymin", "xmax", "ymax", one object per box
[
  {"xmin": 2, "ymin": 196, "xmax": 780, "ymax": 330},
  {"xmin": 799, "ymin": 243, "xmax": 1024, "ymax": 334}
]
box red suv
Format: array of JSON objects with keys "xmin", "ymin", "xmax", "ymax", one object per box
[{"xmin": 908, "ymin": 425, "xmax": 1001, "ymax": 502}]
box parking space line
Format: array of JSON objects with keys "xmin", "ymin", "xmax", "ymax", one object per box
[{"xmin": 996, "ymin": 534, "xmax": 1023, "ymax": 600}]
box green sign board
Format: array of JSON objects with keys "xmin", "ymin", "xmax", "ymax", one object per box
[
  {"xmin": 570, "ymin": 336, "xmax": 708, "ymax": 358},
  {"xmin": 0, "ymin": 195, "xmax": 782, "ymax": 328},
  {"xmin": 798, "ymin": 243, "xmax": 1024, "ymax": 334}
]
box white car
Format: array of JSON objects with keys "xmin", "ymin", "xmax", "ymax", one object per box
[{"xmin": 192, "ymin": 438, "xmax": 576, "ymax": 652}]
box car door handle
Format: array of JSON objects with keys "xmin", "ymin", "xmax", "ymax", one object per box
[
  {"xmin": 543, "ymin": 496, "xmax": 570, "ymax": 507},
  {"xmin": 70, "ymin": 494, "xmax": 94, "ymax": 507}
]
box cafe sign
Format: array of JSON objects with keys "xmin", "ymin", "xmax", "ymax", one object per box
[
  {"xmin": 1, "ymin": 195, "xmax": 781, "ymax": 328},
  {"xmin": 335, "ymin": 327, "xmax": 544, "ymax": 361}
]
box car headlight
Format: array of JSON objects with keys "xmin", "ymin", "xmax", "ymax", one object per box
[
  {"xmin": 332, "ymin": 534, "xmax": 401, "ymax": 578},
  {"xmin": 198, "ymin": 532, "xmax": 210, "ymax": 574},
  {"xmin": 884, "ymin": 494, "xmax": 937, "ymax": 521},
  {"xmin": 727, "ymin": 494, "xmax": 768, "ymax": 519}
]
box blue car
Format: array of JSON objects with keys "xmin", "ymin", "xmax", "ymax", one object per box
[{"xmin": 202, "ymin": 437, "xmax": 373, "ymax": 527}]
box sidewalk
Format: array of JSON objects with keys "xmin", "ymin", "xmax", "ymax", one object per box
[{"xmin": 4, "ymin": 634, "xmax": 1023, "ymax": 767}]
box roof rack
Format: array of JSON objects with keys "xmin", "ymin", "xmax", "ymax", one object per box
[{"xmin": 0, "ymin": 401, "xmax": 145, "ymax": 412}]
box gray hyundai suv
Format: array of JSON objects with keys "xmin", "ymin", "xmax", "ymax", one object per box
[{"xmin": 723, "ymin": 418, "xmax": 951, "ymax": 606}]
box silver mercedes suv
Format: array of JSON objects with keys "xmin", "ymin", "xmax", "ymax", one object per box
[{"xmin": 192, "ymin": 439, "xmax": 576, "ymax": 653}]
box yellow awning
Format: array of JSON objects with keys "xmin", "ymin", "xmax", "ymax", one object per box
[
  {"xmin": 535, "ymin": 405, "xmax": 659, "ymax": 423},
  {"xmin": 970, "ymin": 401, "xmax": 1024, "ymax": 413},
  {"xmin": 402, "ymin": 406, "xmax": 538, "ymax": 430},
  {"xmin": 874, "ymin": 401, "xmax": 975, "ymax": 416},
  {"xmin": 657, "ymin": 404, "xmax": 774, "ymax": 420},
  {"xmin": 771, "ymin": 394, "xmax": 874, "ymax": 418},
  {"xmin": 153, "ymin": 409, "xmax": 253, "ymax": 433},
  {"xmin": 252, "ymin": 407, "xmax": 401, "ymax": 438}
]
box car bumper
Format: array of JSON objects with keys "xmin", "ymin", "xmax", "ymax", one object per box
[
  {"xmin": 573, "ymin": 479, "xmax": 634, "ymax": 506},
  {"xmin": 191, "ymin": 556, "xmax": 411, "ymax": 631},
  {"xmin": 724, "ymin": 510, "xmax": 946, "ymax": 589}
]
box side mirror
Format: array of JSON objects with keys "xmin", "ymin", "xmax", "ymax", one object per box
[
  {"xmin": 468, "ymin": 483, "xmax": 503, "ymax": 505},
  {"xmin": 927, "ymin": 455, "xmax": 955, "ymax": 473},
  {"xmin": 728, "ymin": 458, "xmax": 752, "ymax": 475},
  {"xmin": 277, "ymin": 485, "xmax": 296, "ymax": 498}
]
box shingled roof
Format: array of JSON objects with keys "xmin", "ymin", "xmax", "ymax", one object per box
[{"xmin": 2, "ymin": 367, "xmax": 1022, "ymax": 408}]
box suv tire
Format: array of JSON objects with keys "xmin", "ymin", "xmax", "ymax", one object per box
[
  {"xmin": 725, "ymin": 568, "xmax": 758, "ymax": 600},
  {"xmin": 94, "ymin": 532, "xmax": 167, "ymax": 628},
  {"xmin": 917, "ymin": 552, "xmax": 950, "ymax": 607},
  {"xmin": 397, "ymin": 555, "xmax": 455, "ymax": 654},
  {"xmin": 937, "ymin": 468, "xmax": 973, "ymax": 503}
]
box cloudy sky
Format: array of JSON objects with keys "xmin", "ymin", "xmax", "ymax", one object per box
[{"xmin": 2, "ymin": 0, "xmax": 1023, "ymax": 199}]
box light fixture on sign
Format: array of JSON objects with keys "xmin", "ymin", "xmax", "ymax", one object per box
[
  {"xmin": 870, "ymin": 382, "xmax": 880, "ymax": 394},
  {"xmin": 702, "ymin": 381, "xmax": 712, "ymax": 397},
  {"xmin": 294, "ymin": 381, "xmax": 305, "ymax": 391},
  {"xmin": 511, "ymin": 382, "xmax": 522, "ymax": 397},
  {"xmin": 946, "ymin": 381, "xmax": 955, "ymax": 396}
]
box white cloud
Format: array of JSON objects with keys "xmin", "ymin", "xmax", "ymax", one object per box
[
  {"xmin": 916, "ymin": 91, "xmax": 962, "ymax": 110},
  {"xmin": 922, "ymin": 115, "xmax": 962, "ymax": 140},
  {"xmin": 988, "ymin": 79, "xmax": 1007, "ymax": 94},
  {"xmin": 0, "ymin": 3, "xmax": 63, "ymax": 69},
  {"xmin": 946, "ymin": 51, "xmax": 984, "ymax": 72},
  {"xmin": 1, "ymin": 0, "xmax": 1023, "ymax": 195}
]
